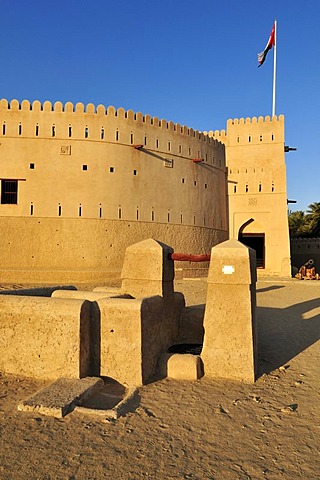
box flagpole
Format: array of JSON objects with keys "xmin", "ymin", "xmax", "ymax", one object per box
[{"xmin": 272, "ymin": 20, "xmax": 277, "ymax": 116}]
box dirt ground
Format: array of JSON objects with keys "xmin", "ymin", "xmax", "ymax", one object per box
[{"xmin": 0, "ymin": 279, "xmax": 319, "ymax": 480}]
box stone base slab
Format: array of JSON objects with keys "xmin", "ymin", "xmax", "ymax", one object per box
[{"xmin": 18, "ymin": 377, "xmax": 103, "ymax": 418}]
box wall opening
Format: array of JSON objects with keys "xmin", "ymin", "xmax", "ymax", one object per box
[
  {"xmin": 239, "ymin": 233, "xmax": 265, "ymax": 268},
  {"xmin": 238, "ymin": 218, "xmax": 265, "ymax": 269},
  {"xmin": 1, "ymin": 180, "xmax": 18, "ymax": 204}
]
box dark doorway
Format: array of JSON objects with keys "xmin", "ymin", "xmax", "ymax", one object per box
[{"xmin": 239, "ymin": 233, "xmax": 265, "ymax": 268}]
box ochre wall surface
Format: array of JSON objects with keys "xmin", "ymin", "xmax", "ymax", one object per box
[
  {"xmin": 0, "ymin": 99, "xmax": 228, "ymax": 283},
  {"xmin": 290, "ymin": 238, "xmax": 320, "ymax": 272},
  {"xmin": 211, "ymin": 115, "xmax": 291, "ymax": 277},
  {"xmin": 0, "ymin": 99, "xmax": 291, "ymax": 281},
  {"xmin": 0, "ymin": 212, "xmax": 226, "ymax": 283}
]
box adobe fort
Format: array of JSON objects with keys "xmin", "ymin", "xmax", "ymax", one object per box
[{"xmin": 0, "ymin": 98, "xmax": 290, "ymax": 283}]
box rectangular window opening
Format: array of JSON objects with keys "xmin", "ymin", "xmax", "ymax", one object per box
[
  {"xmin": 109, "ymin": 167, "xmax": 114, "ymax": 173},
  {"xmin": 83, "ymin": 165, "xmax": 88, "ymax": 171},
  {"xmin": 35, "ymin": 125, "xmax": 39, "ymax": 136},
  {"xmin": 30, "ymin": 203, "xmax": 34, "ymax": 216},
  {"xmin": 2, "ymin": 123, "xmax": 6, "ymax": 135},
  {"xmin": 133, "ymin": 170, "xmax": 137, "ymax": 176},
  {"xmin": 1, "ymin": 180, "xmax": 18, "ymax": 204},
  {"xmin": 30, "ymin": 163, "xmax": 35, "ymax": 169},
  {"xmin": 68, "ymin": 126, "xmax": 72, "ymax": 138},
  {"xmin": 58, "ymin": 205, "xmax": 62, "ymax": 216}
]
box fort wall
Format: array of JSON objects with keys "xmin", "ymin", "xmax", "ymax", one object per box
[
  {"xmin": 212, "ymin": 115, "xmax": 291, "ymax": 276},
  {"xmin": 0, "ymin": 217, "xmax": 224, "ymax": 283},
  {"xmin": 0, "ymin": 101, "xmax": 228, "ymax": 283},
  {"xmin": 0, "ymin": 100, "xmax": 291, "ymax": 281}
]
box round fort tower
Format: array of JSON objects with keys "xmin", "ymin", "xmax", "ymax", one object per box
[{"xmin": 0, "ymin": 99, "xmax": 228, "ymax": 283}]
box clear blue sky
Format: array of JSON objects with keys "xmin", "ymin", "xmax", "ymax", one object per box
[{"xmin": 0, "ymin": 0, "xmax": 319, "ymax": 212}]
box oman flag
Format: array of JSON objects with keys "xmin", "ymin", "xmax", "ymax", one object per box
[{"xmin": 257, "ymin": 23, "xmax": 275, "ymax": 67}]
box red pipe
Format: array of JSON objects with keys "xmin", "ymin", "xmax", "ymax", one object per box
[{"xmin": 171, "ymin": 253, "xmax": 211, "ymax": 262}]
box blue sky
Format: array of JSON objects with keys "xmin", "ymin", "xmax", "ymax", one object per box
[{"xmin": 0, "ymin": 0, "xmax": 319, "ymax": 211}]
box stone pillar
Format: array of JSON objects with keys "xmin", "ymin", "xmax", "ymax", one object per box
[
  {"xmin": 121, "ymin": 238, "xmax": 174, "ymax": 298},
  {"xmin": 201, "ymin": 239, "xmax": 258, "ymax": 382}
]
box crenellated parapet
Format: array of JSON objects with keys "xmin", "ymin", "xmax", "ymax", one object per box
[
  {"xmin": 0, "ymin": 98, "xmax": 224, "ymax": 157},
  {"xmin": 224, "ymin": 114, "xmax": 285, "ymax": 146}
]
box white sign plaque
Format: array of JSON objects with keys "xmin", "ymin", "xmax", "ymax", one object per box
[{"xmin": 222, "ymin": 265, "xmax": 235, "ymax": 275}]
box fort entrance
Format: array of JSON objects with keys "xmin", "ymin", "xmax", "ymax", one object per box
[{"xmin": 239, "ymin": 233, "xmax": 265, "ymax": 268}]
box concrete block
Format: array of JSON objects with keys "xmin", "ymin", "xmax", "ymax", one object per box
[
  {"xmin": 159, "ymin": 353, "xmax": 203, "ymax": 380},
  {"xmin": 0, "ymin": 295, "xmax": 91, "ymax": 380},
  {"xmin": 201, "ymin": 239, "xmax": 258, "ymax": 382},
  {"xmin": 121, "ymin": 238, "xmax": 174, "ymax": 298},
  {"xmin": 97, "ymin": 292, "xmax": 183, "ymax": 386}
]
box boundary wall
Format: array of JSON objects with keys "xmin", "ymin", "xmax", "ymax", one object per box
[{"xmin": 290, "ymin": 238, "xmax": 320, "ymax": 272}]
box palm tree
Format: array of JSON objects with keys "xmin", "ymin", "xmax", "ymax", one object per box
[
  {"xmin": 306, "ymin": 202, "xmax": 320, "ymax": 236},
  {"xmin": 288, "ymin": 210, "xmax": 311, "ymax": 238}
]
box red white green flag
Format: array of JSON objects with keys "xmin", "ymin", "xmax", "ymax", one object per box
[{"xmin": 257, "ymin": 23, "xmax": 275, "ymax": 67}]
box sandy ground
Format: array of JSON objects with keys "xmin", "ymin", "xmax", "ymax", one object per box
[{"xmin": 0, "ymin": 279, "xmax": 319, "ymax": 480}]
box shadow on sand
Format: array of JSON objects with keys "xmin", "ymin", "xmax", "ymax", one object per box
[
  {"xmin": 257, "ymin": 296, "xmax": 320, "ymax": 376},
  {"xmin": 256, "ymin": 285, "xmax": 285, "ymax": 293}
]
